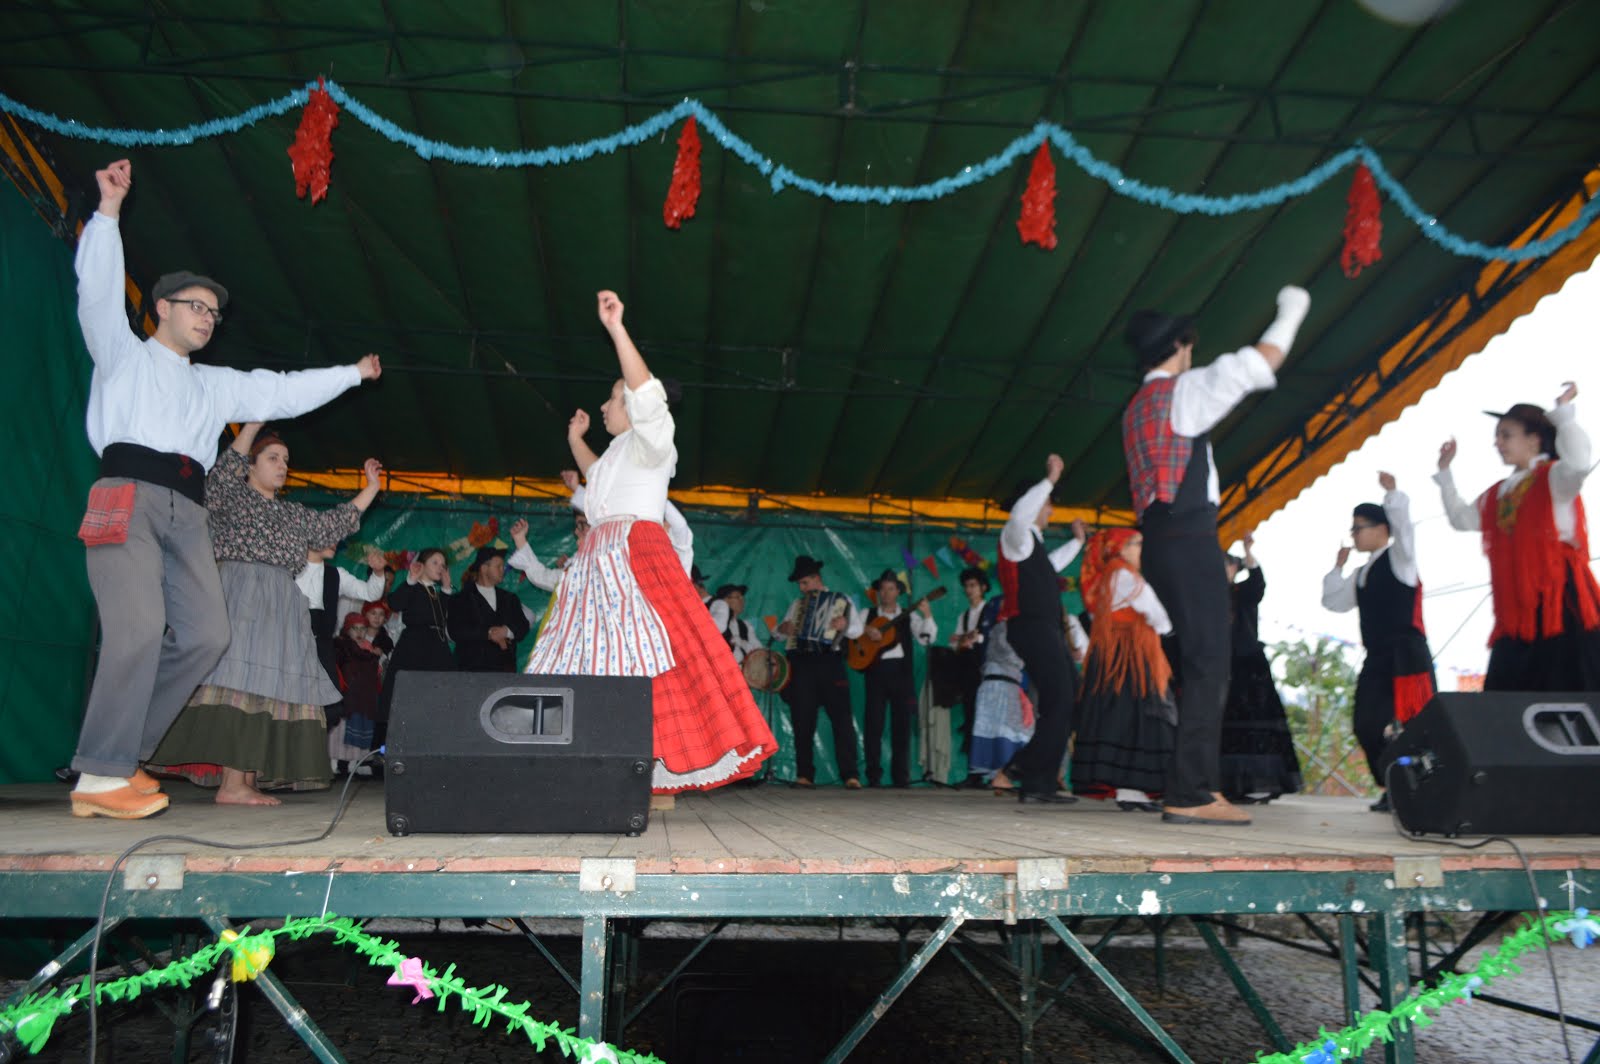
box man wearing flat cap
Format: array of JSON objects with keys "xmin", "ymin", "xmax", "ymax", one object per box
[
  {"xmin": 1120, "ymin": 284, "xmax": 1310, "ymax": 827},
  {"xmin": 1435, "ymin": 381, "xmax": 1600, "ymax": 691},
  {"xmin": 451, "ymin": 546, "xmax": 532, "ymax": 671},
  {"xmin": 774, "ymin": 554, "xmax": 866, "ymax": 788},
  {"xmin": 66, "ymin": 158, "xmax": 384, "ymax": 820}
]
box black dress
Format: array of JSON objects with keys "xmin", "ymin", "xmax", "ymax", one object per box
[
  {"xmin": 1218, "ymin": 566, "xmax": 1303, "ymax": 800},
  {"xmin": 378, "ymin": 579, "xmax": 457, "ymax": 723}
]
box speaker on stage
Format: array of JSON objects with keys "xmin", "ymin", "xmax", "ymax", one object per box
[
  {"xmin": 1386, "ymin": 691, "xmax": 1600, "ymax": 836},
  {"xmin": 384, "ymin": 671, "xmax": 653, "ymax": 836}
]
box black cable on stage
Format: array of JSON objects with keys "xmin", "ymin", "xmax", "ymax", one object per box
[
  {"xmin": 1382, "ymin": 761, "xmax": 1575, "ymax": 1064},
  {"xmin": 82, "ymin": 750, "xmax": 380, "ymax": 1064}
]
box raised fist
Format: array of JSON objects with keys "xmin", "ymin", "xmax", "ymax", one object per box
[
  {"xmin": 95, "ymin": 160, "xmax": 132, "ymax": 212},
  {"xmin": 357, "ymin": 354, "xmax": 383, "ymax": 381},
  {"xmin": 1557, "ymin": 381, "xmax": 1578, "ymax": 407},
  {"xmin": 510, "ymin": 517, "xmax": 529, "ymax": 548},
  {"xmin": 560, "ymin": 469, "xmax": 581, "ymax": 492},
  {"xmin": 568, "ymin": 409, "xmax": 591, "ymax": 439},
  {"xmin": 1377, "ymin": 471, "xmax": 1396, "ymax": 493},
  {"xmin": 597, "ymin": 290, "xmax": 625, "ymax": 329},
  {"xmin": 1045, "ymin": 453, "xmax": 1065, "ymax": 483},
  {"xmin": 1437, "ymin": 438, "xmax": 1457, "ymax": 471}
]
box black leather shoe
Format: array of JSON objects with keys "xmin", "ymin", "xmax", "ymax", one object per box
[
  {"xmin": 1369, "ymin": 792, "xmax": 1391, "ymax": 813},
  {"xmin": 1018, "ymin": 789, "xmax": 1078, "ymax": 806},
  {"xmin": 1116, "ymin": 800, "xmax": 1161, "ymax": 813}
]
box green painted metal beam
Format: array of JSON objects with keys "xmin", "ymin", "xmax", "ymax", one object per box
[
  {"xmin": 0, "ymin": 917, "xmax": 121, "ymax": 1010},
  {"xmin": 1194, "ymin": 917, "xmax": 1292, "ymax": 1053},
  {"xmin": 578, "ymin": 915, "xmax": 611, "ymax": 1043},
  {"xmin": 1043, "ymin": 915, "xmax": 1194, "ymax": 1064},
  {"xmin": 824, "ymin": 911, "xmax": 966, "ymax": 1064},
  {"xmin": 202, "ymin": 916, "xmax": 347, "ymax": 1064},
  {"xmin": 1371, "ymin": 911, "xmax": 1416, "ymax": 1064}
]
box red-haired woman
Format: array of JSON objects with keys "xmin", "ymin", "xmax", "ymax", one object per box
[{"xmin": 1069, "ymin": 528, "xmax": 1176, "ymax": 811}]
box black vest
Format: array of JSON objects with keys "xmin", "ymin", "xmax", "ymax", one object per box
[
  {"xmin": 307, "ymin": 561, "xmax": 341, "ymax": 639},
  {"xmin": 866, "ymin": 608, "xmax": 914, "ymax": 668},
  {"xmin": 1140, "ymin": 432, "xmax": 1216, "ymax": 537},
  {"xmin": 1012, "ymin": 543, "xmax": 1063, "ymax": 625},
  {"xmin": 722, "ymin": 615, "xmax": 751, "ymax": 650},
  {"xmin": 1356, "ymin": 551, "xmax": 1422, "ymax": 652}
]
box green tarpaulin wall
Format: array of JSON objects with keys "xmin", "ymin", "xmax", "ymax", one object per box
[{"xmin": 0, "ymin": 178, "xmax": 1086, "ymax": 788}]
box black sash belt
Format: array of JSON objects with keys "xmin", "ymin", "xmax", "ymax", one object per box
[{"xmin": 101, "ymin": 442, "xmax": 206, "ymax": 506}]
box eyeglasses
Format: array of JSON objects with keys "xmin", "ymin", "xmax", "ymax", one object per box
[
  {"xmin": 1349, "ymin": 523, "xmax": 1378, "ymax": 534},
  {"xmin": 170, "ymin": 298, "xmax": 223, "ymax": 324}
]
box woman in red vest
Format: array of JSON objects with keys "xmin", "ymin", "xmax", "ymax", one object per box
[{"xmin": 1434, "ymin": 382, "xmax": 1600, "ymax": 690}]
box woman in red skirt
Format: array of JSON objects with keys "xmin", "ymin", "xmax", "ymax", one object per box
[{"xmin": 524, "ymin": 291, "xmax": 775, "ymax": 792}]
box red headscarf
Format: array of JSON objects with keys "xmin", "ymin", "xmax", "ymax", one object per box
[
  {"xmin": 1079, "ymin": 528, "xmax": 1171, "ymax": 698},
  {"xmin": 1081, "ymin": 528, "xmax": 1142, "ymax": 620}
]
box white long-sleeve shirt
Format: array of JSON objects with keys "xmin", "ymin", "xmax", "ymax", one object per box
[
  {"xmin": 294, "ymin": 562, "xmax": 387, "ymax": 609},
  {"xmin": 581, "ymin": 378, "xmax": 676, "ymax": 525},
  {"xmin": 778, "ymin": 592, "xmax": 867, "ymax": 642},
  {"xmin": 1094, "ymin": 569, "xmax": 1173, "ymax": 635},
  {"xmin": 1142, "ymin": 346, "xmax": 1277, "ymax": 505},
  {"xmin": 507, "ymin": 543, "xmax": 563, "ymax": 593},
  {"xmin": 1432, "ymin": 402, "xmax": 1591, "ymax": 544},
  {"xmin": 1322, "ymin": 489, "xmax": 1420, "ymax": 613},
  {"xmin": 707, "ymin": 603, "xmax": 765, "ymax": 663},
  {"xmin": 1000, "ymin": 478, "xmax": 1085, "ymax": 570},
  {"xmin": 76, "ymin": 212, "xmax": 361, "ymax": 467},
  {"xmin": 867, "ymin": 603, "xmax": 938, "ymax": 661},
  {"xmin": 572, "ymin": 480, "xmax": 693, "ymax": 575}
]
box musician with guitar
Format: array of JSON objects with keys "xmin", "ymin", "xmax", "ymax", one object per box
[
  {"xmin": 774, "ymin": 555, "xmax": 866, "ymax": 789},
  {"xmin": 853, "ymin": 570, "xmax": 940, "ymax": 788}
]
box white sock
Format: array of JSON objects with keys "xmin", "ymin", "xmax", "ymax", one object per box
[
  {"xmin": 1259, "ymin": 285, "xmax": 1311, "ymax": 355},
  {"xmin": 1115, "ymin": 788, "xmax": 1146, "ymax": 803},
  {"xmin": 74, "ymin": 773, "xmax": 127, "ymax": 794}
]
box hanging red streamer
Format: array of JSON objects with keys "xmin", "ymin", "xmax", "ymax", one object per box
[
  {"xmin": 1340, "ymin": 162, "xmax": 1383, "ymax": 278},
  {"xmin": 287, "ymin": 76, "xmax": 340, "ymax": 204},
  {"xmin": 1015, "ymin": 142, "xmax": 1058, "ymax": 250},
  {"xmin": 662, "ymin": 116, "xmax": 702, "ymax": 230}
]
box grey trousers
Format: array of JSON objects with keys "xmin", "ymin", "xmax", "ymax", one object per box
[{"xmin": 71, "ymin": 479, "xmax": 231, "ymax": 777}]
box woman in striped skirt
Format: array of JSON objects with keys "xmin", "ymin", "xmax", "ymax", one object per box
[{"xmin": 524, "ymin": 291, "xmax": 775, "ymax": 792}]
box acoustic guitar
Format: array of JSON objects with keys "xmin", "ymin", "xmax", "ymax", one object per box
[{"xmin": 846, "ymin": 587, "xmax": 947, "ymax": 671}]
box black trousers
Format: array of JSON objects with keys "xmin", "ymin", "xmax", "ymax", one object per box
[
  {"xmin": 1006, "ymin": 617, "xmax": 1077, "ymax": 795},
  {"xmin": 863, "ymin": 656, "xmax": 916, "ymax": 786},
  {"xmin": 1141, "ymin": 529, "xmax": 1232, "ymax": 808},
  {"xmin": 783, "ymin": 651, "xmax": 860, "ymax": 782},
  {"xmin": 1353, "ymin": 661, "xmax": 1395, "ymax": 784}
]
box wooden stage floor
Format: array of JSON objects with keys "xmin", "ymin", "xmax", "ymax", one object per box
[{"xmin": 1, "ymin": 781, "xmax": 1594, "ymax": 879}]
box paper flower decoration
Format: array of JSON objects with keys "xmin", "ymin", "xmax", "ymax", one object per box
[
  {"xmin": 1556, "ymin": 907, "xmax": 1599, "ymax": 949},
  {"xmin": 219, "ymin": 929, "xmax": 275, "ymax": 982},
  {"xmin": 387, "ymin": 956, "xmax": 436, "ymax": 1004}
]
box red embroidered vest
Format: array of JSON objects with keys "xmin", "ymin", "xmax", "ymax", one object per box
[
  {"xmin": 1122, "ymin": 378, "xmax": 1194, "ymax": 519},
  {"xmin": 1478, "ymin": 462, "xmax": 1600, "ymax": 643}
]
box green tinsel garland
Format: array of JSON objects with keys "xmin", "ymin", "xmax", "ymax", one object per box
[
  {"xmin": 0, "ymin": 914, "xmax": 663, "ymax": 1063},
  {"xmin": 1255, "ymin": 909, "xmax": 1594, "ymax": 1064}
]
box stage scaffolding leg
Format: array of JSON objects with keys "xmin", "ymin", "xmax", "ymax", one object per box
[
  {"xmin": 821, "ymin": 911, "xmax": 965, "ymax": 1064},
  {"xmin": 0, "ymin": 918, "xmax": 122, "ymax": 1009},
  {"xmin": 1043, "ymin": 915, "xmax": 1194, "ymax": 1064},
  {"xmin": 1371, "ymin": 911, "xmax": 1416, "ymax": 1064},
  {"xmin": 579, "ymin": 914, "xmax": 613, "ymax": 1043},
  {"xmin": 201, "ymin": 917, "xmax": 345, "ymax": 1064},
  {"xmin": 1193, "ymin": 918, "xmax": 1291, "ymax": 1053},
  {"xmin": 1339, "ymin": 914, "xmax": 1363, "ymax": 1027}
]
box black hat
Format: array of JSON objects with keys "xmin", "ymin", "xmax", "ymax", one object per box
[
  {"xmin": 714, "ymin": 583, "xmax": 748, "ymax": 600},
  {"xmin": 1485, "ymin": 403, "xmax": 1557, "ymax": 457},
  {"xmin": 1352, "ymin": 503, "xmax": 1389, "ymax": 530},
  {"xmin": 873, "ymin": 568, "xmax": 908, "ymax": 594},
  {"xmin": 1125, "ymin": 309, "xmax": 1196, "ymax": 372},
  {"xmin": 787, "ymin": 555, "xmax": 824, "ymax": 582},
  {"xmin": 152, "ymin": 270, "xmax": 229, "ymax": 309},
  {"xmin": 958, "ymin": 566, "xmax": 991, "ymax": 592},
  {"xmin": 690, "ymin": 564, "xmax": 708, "ymax": 586},
  {"xmin": 472, "ymin": 545, "xmax": 507, "ymax": 567}
]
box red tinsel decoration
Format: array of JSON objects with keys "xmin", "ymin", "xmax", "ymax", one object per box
[
  {"xmin": 287, "ymin": 76, "xmax": 340, "ymax": 205},
  {"xmin": 1340, "ymin": 162, "xmax": 1383, "ymax": 278},
  {"xmin": 1015, "ymin": 142, "xmax": 1058, "ymax": 250},
  {"xmin": 662, "ymin": 116, "xmax": 702, "ymax": 230}
]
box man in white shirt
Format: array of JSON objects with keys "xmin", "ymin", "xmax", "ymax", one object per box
[
  {"xmin": 859, "ymin": 570, "xmax": 938, "ymax": 788},
  {"xmin": 1323, "ymin": 473, "xmax": 1435, "ymax": 812},
  {"xmin": 67, "ymin": 159, "xmax": 381, "ymax": 820},
  {"xmin": 1120, "ymin": 286, "xmax": 1309, "ymax": 826},
  {"xmin": 709, "ymin": 584, "xmax": 764, "ymax": 665},
  {"xmin": 996, "ymin": 458, "xmax": 1086, "ymax": 805}
]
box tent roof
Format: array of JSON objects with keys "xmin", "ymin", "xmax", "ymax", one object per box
[{"xmin": 3, "ymin": 1, "xmax": 1598, "ymax": 530}]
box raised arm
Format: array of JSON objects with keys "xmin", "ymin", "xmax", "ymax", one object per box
[
  {"xmin": 1548, "ymin": 384, "xmax": 1591, "ymax": 504},
  {"xmin": 598, "ymin": 291, "xmax": 651, "ymax": 390},
  {"xmin": 75, "ymin": 160, "xmax": 141, "ymax": 365},
  {"xmin": 567, "ymin": 410, "xmax": 600, "ymax": 475},
  {"xmin": 1001, "ymin": 455, "xmax": 1063, "ymax": 562},
  {"xmin": 1321, "ymin": 544, "xmax": 1357, "ymax": 613},
  {"xmin": 1431, "ymin": 439, "xmax": 1482, "ymax": 532},
  {"xmin": 350, "ymin": 458, "xmax": 384, "ymax": 513}
]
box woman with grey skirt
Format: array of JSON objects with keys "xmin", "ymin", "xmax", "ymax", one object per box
[{"xmin": 148, "ymin": 423, "xmax": 383, "ymax": 805}]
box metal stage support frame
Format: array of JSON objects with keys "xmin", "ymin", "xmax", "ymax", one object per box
[{"xmin": 3, "ymin": 862, "xmax": 1598, "ymax": 1063}]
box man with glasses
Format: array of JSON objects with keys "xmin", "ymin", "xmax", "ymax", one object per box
[
  {"xmin": 1321, "ymin": 472, "xmax": 1436, "ymax": 813},
  {"xmin": 67, "ymin": 158, "xmax": 383, "ymax": 819}
]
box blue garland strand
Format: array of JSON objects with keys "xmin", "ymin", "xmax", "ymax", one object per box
[{"xmin": 3, "ymin": 78, "xmax": 1595, "ymax": 264}]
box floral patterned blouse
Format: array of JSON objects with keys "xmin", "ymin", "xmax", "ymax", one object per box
[{"xmin": 205, "ymin": 448, "xmax": 360, "ymax": 572}]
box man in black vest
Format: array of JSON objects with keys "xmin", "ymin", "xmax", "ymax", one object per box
[
  {"xmin": 709, "ymin": 584, "xmax": 763, "ymax": 665},
  {"xmin": 1321, "ymin": 472, "xmax": 1435, "ymax": 812},
  {"xmin": 450, "ymin": 546, "xmax": 531, "ymax": 671},
  {"xmin": 860, "ymin": 570, "xmax": 937, "ymax": 788},
  {"xmin": 301, "ymin": 545, "xmax": 389, "ymax": 723}
]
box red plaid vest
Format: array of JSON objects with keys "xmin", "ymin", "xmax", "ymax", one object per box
[{"xmin": 1122, "ymin": 378, "xmax": 1192, "ymax": 519}]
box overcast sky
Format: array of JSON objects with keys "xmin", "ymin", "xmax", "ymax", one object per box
[{"xmin": 1236, "ymin": 259, "xmax": 1600, "ymax": 682}]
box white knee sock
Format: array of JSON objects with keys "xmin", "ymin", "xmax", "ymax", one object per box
[{"xmin": 1259, "ymin": 285, "xmax": 1311, "ymax": 355}]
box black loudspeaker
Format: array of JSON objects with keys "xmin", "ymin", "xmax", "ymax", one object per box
[
  {"xmin": 1386, "ymin": 691, "xmax": 1600, "ymax": 836},
  {"xmin": 384, "ymin": 671, "xmax": 653, "ymax": 836}
]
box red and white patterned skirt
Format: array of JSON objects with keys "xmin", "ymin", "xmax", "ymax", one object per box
[{"xmin": 525, "ymin": 517, "xmax": 775, "ymax": 792}]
